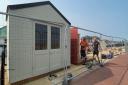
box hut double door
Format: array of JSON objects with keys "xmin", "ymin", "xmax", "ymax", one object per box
[
  {"xmin": 33, "ymin": 23, "xmax": 63, "ymax": 76},
  {"xmin": 49, "ymin": 25, "xmax": 62, "ymax": 71}
]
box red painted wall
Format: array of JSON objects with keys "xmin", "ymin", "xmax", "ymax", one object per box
[{"xmin": 70, "ymin": 27, "xmax": 79, "ymax": 64}]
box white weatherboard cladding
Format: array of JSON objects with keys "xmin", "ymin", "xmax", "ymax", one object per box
[
  {"xmin": 10, "ymin": 5, "xmax": 68, "ymax": 26},
  {"xmin": 8, "ymin": 16, "xmax": 33, "ymax": 83},
  {"xmin": 8, "ymin": 4, "xmax": 70, "ymax": 83},
  {"xmin": 7, "ymin": 16, "xmax": 10, "ymax": 82}
]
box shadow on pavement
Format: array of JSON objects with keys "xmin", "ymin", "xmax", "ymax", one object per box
[{"xmin": 70, "ymin": 67, "xmax": 114, "ymax": 85}]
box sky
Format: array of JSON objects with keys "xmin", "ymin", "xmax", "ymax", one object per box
[{"xmin": 0, "ymin": 0, "xmax": 128, "ymax": 40}]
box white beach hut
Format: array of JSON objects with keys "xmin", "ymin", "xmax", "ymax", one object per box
[{"xmin": 7, "ymin": 1, "xmax": 71, "ymax": 83}]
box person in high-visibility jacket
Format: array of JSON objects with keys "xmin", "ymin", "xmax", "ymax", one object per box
[{"xmin": 80, "ymin": 37, "xmax": 89, "ymax": 65}]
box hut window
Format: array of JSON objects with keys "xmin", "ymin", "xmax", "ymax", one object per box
[
  {"xmin": 35, "ymin": 23, "xmax": 47, "ymax": 50},
  {"xmin": 51, "ymin": 26, "xmax": 60, "ymax": 49}
]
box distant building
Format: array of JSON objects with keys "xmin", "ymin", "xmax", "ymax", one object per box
[{"xmin": 0, "ymin": 26, "xmax": 6, "ymax": 45}]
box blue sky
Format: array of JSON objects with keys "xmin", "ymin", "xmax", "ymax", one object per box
[{"xmin": 0, "ymin": 0, "xmax": 128, "ymax": 40}]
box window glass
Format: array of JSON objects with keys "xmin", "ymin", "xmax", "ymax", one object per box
[
  {"xmin": 51, "ymin": 26, "xmax": 60, "ymax": 49},
  {"xmin": 35, "ymin": 23, "xmax": 47, "ymax": 50}
]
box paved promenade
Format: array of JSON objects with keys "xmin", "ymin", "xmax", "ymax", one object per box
[{"xmin": 70, "ymin": 53, "xmax": 128, "ymax": 85}]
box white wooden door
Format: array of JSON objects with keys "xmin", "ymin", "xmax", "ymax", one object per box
[
  {"xmin": 49, "ymin": 25, "xmax": 63, "ymax": 71},
  {"xmin": 33, "ymin": 22, "xmax": 50, "ymax": 76},
  {"xmin": 33, "ymin": 22, "xmax": 63, "ymax": 76}
]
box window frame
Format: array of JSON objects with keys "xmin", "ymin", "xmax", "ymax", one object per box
[
  {"xmin": 35, "ymin": 23, "xmax": 48, "ymax": 50},
  {"xmin": 51, "ymin": 26, "xmax": 61, "ymax": 49}
]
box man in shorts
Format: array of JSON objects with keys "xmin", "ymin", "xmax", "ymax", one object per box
[
  {"xmin": 92, "ymin": 36, "xmax": 101, "ymax": 64},
  {"xmin": 80, "ymin": 37, "xmax": 89, "ymax": 65}
]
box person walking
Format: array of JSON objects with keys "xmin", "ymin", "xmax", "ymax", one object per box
[
  {"xmin": 92, "ymin": 36, "xmax": 101, "ymax": 64},
  {"xmin": 80, "ymin": 37, "xmax": 89, "ymax": 65}
]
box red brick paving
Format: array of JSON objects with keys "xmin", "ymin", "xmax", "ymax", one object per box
[{"xmin": 70, "ymin": 53, "xmax": 128, "ymax": 85}]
